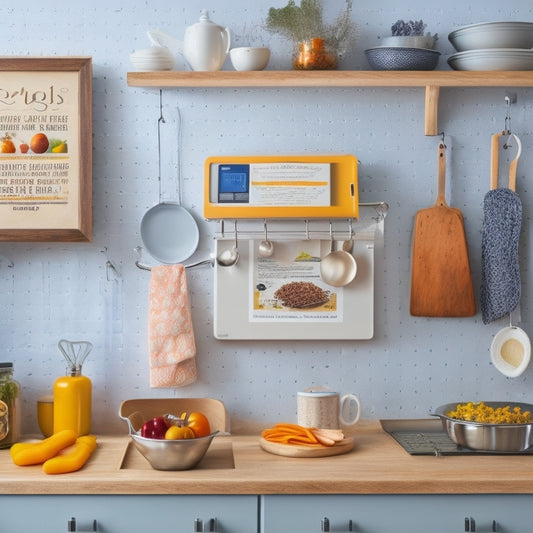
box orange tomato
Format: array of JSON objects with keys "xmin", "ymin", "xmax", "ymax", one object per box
[
  {"xmin": 181, "ymin": 411, "xmax": 211, "ymax": 438},
  {"xmin": 164, "ymin": 425, "xmax": 195, "ymax": 440},
  {"xmin": 1, "ymin": 135, "xmax": 16, "ymax": 153},
  {"xmin": 30, "ymin": 133, "xmax": 49, "ymax": 154}
]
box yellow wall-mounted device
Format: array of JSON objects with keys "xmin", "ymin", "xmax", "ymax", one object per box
[{"xmin": 204, "ymin": 154, "xmax": 358, "ymax": 219}]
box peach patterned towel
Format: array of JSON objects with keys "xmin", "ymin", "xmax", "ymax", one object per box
[{"xmin": 148, "ymin": 264, "xmax": 197, "ymax": 388}]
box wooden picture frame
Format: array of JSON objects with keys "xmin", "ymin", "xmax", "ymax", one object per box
[{"xmin": 0, "ymin": 57, "xmax": 92, "ymax": 241}]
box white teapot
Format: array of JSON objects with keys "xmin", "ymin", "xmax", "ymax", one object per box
[
  {"xmin": 184, "ymin": 10, "xmax": 231, "ymax": 71},
  {"xmin": 148, "ymin": 10, "xmax": 231, "ymax": 72}
]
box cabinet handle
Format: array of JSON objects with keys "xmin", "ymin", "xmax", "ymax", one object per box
[
  {"xmin": 194, "ymin": 517, "xmax": 218, "ymax": 532},
  {"xmin": 320, "ymin": 517, "xmax": 355, "ymax": 532},
  {"xmin": 465, "ymin": 517, "xmax": 476, "ymax": 532},
  {"xmin": 67, "ymin": 517, "xmax": 97, "ymax": 532},
  {"xmin": 205, "ymin": 518, "xmax": 217, "ymax": 532}
]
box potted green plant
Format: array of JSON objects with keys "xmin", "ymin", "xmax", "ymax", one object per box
[
  {"xmin": 264, "ymin": 0, "xmax": 356, "ymax": 70},
  {"xmin": 381, "ymin": 19, "xmax": 438, "ymax": 49}
]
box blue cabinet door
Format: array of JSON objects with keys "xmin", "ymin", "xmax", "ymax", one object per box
[
  {"xmin": 261, "ymin": 494, "xmax": 533, "ymax": 533},
  {"xmin": 0, "ymin": 495, "xmax": 258, "ymax": 533}
]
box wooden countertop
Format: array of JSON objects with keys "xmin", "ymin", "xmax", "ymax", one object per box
[{"xmin": 3, "ymin": 420, "xmax": 533, "ymax": 495}]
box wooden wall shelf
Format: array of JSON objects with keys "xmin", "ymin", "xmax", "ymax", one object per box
[{"xmin": 127, "ymin": 70, "xmax": 533, "ymax": 136}]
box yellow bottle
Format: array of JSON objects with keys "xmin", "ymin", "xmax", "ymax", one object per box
[{"xmin": 53, "ymin": 340, "xmax": 92, "ymax": 436}]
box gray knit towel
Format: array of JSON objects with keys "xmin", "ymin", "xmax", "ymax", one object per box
[{"xmin": 481, "ymin": 188, "xmax": 522, "ymax": 324}]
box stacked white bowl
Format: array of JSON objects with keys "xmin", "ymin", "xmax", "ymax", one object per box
[{"xmin": 130, "ymin": 46, "xmax": 175, "ymax": 71}]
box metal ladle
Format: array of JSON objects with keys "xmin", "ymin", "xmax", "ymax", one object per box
[
  {"xmin": 320, "ymin": 222, "xmax": 357, "ymax": 287},
  {"xmin": 258, "ymin": 220, "xmax": 274, "ymax": 257},
  {"xmin": 216, "ymin": 220, "xmax": 240, "ymax": 267}
]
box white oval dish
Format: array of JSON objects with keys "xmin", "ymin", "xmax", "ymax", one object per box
[{"xmin": 491, "ymin": 326, "xmax": 531, "ymax": 378}]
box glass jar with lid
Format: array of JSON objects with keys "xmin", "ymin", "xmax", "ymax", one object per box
[{"xmin": 0, "ymin": 362, "xmax": 20, "ymax": 448}]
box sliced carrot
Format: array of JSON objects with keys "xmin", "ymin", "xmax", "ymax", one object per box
[{"xmin": 261, "ymin": 423, "xmax": 320, "ymax": 446}]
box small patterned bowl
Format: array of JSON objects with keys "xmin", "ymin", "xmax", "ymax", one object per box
[{"xmin": 365, "ymin": 47, "xmax": 440, "ymax": 70}]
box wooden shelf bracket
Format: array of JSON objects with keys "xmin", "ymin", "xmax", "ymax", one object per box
[{"xmin": 425, "ymin": 85, "xmax": 440, "ymax": 136}]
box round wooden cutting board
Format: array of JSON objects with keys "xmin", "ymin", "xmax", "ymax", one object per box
[{"xmin": 259, "ymin": 436, "xmax": 355, "ymax": 458}]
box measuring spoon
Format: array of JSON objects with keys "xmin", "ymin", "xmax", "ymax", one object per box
[
  {"xmin": 320, "ymin": 223, "xmax": 357, "ymax": 287},
  {"xmin": 217, "ymin": 220, "xmax": 240, "ymax": 267},
  {"xmin": 258, "ymin": 220, "xmax": 274, "ymax": 258}
]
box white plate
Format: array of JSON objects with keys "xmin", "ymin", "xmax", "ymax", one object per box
[
  {"xmin": 130, "ymin": 46, "xmax": 175, "ymax": 71},
  {"xmin": 448, "ymin": 48, "xmax": 533, "ymax": 71},
  {"xmin": 491, "ymin": 326, "xmax": 531, "ymax": 378},
  {"xmin": 449, "ymin": 21, "xmax": 533, "ymax": 52},
  {"xmin": 140, "ymin": 202, "xmax": 199, "ymax": 264}
]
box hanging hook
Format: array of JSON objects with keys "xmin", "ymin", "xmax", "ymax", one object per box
[
  {"xmin": 0, "ymin": 254, "xmax": 14, "ymax": 268},
  {"xmin": 504, "ymin": 96, "xmax": 512, "ymax": 137},
  {"xmin": 101, "ymin": 247, "xmax": 121, "ymax": 281},
  {"xmin": 158, "ymin": 89, "xmax": 165, "ymax": 124},
  {"xmin": 503, "ymin": 93, "xmax": 516, "ymax": 141}
]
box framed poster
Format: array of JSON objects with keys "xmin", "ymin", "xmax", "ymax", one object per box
[{"xmin": 0, "ymin": 57, "xmax": 92, "ymax": 241}]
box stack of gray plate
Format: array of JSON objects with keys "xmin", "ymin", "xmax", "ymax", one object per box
[{"xmin": 448, "ymin": 22, "xmax": 533, "ymax": 70}]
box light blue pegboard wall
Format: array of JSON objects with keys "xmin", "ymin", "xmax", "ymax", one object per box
[{"xmin": 0, "ymin": 0, "xmax": 533, "ymax": 435}]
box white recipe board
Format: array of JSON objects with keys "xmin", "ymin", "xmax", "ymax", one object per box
[{"xmin": 214, "ymin": 239, "xmax": 374, "ymax": 340}]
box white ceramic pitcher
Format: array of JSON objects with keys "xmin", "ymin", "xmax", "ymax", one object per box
[{"xmin": 148, "ymin": 10, "xmax": 231, "ymax": 72}]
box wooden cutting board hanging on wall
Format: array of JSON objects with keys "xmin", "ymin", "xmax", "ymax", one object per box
[{"xmin": 410, "ymin": 142, "xmax": 476, "ymax": 317}]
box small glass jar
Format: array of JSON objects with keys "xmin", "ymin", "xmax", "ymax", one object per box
[
  {"xmin": 294, "ymin": 38, "xmax": 338, "ymax": 70},
  {"xmin": 0, "ymin": 362, "xmax": 20, "ymax": 449}
]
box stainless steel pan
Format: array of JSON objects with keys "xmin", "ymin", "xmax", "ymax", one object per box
[
  {"xmin": 141, "ymin": 91, "xmax": 199, "ymax": 264},
  {"xmin": 432, "ymin": 402, "xmax": 533, "ymax": 452}
]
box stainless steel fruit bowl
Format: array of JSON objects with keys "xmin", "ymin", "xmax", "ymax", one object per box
[
  {"xmin": 119, "ymin": 405, "xmax": 220, "ymax": 470},
  {"xmin": 432, "ymin": 402, "xmax": 533, "ymax": 452},
  {"xmin": 128, "ymin": 430, "xmax": 218, "ymax": 471}
]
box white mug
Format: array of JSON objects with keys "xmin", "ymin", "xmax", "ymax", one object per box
[{"xmin": 297, "ymin": 390, "xmax": 361, "ymax": 429}]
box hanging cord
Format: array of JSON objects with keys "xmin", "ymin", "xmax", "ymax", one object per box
[
  {"xmin": 157, "ymin": 89, "xmax": 166, "ymax": 203},
  {"xmin": 176, "ymin": 95, "xmax": 183, "ymax": 206}
]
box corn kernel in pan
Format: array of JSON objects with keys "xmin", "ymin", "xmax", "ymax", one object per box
[{"xmin": 446, "ymin": 401, "xmax": 533, "ymax": 424}]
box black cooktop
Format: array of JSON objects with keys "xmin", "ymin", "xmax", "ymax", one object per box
[{"xmin": 380, "ymin": 418, "xmax": 533, "ymax": 456}]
